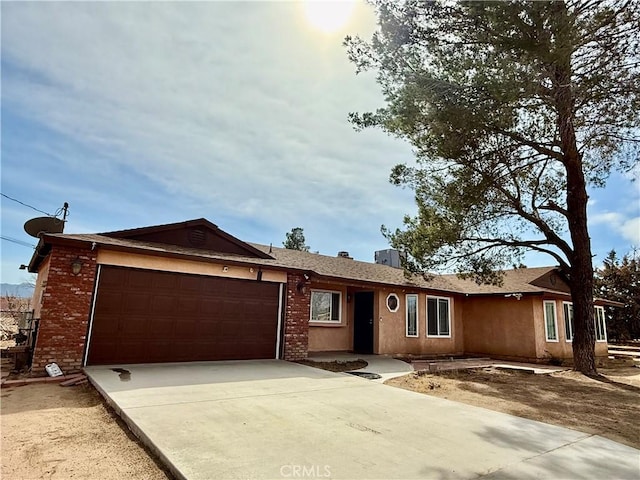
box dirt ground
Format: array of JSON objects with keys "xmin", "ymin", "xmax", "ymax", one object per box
[
  {"xmin": 386, "ymin": 364, "xmax": 640, "ymax": 450},
  {"xmin": 1, "ymin": 383, "xmax": 171, "ymax": 480},
  {"xmin": 296, "ymin": 359, "xmax": 368, "ymax": 372}
]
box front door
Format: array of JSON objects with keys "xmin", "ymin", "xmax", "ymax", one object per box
[{"xmin": 353, "ymin": 291, "xmax": 374, "ymax": 354}]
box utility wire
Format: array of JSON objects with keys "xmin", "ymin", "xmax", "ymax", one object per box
[
  {"xmin": 0, "ymin": 235, "xmax": 36, "ymax": 248},
  {"xmin": 0, "ymin": 193, "xmax": 53, "ymax": 216}
]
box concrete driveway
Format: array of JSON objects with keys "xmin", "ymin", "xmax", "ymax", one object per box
[{"xmin": 85, "ymin": 360, "xmax": 639, "ymax": 480}]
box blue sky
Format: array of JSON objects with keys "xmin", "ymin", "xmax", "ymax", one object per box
[{"xmin": 1, "ymin": 1, "xmax": 638, "ymax": 285}]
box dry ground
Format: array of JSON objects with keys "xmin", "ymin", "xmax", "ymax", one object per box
[
  {"xmin": 386, "ymin": 364, "xmax": 640, "ymax": 450},
  {"xmin": 1, "ymin": 383, "xmax": 171, "ymax": 480},
  {"xmin": 296, "ymin": 359, "xmax": 368, "ymax": 372}
]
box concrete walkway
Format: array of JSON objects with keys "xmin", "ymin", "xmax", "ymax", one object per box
[{"xmin": 85, "ymin": 360, "xmax": 639, "ymax": 480}]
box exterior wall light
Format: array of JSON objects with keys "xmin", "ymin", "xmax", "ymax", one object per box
[{"xmin": 71, "ymin": 257, "xmax": 83, "ymax": 275}]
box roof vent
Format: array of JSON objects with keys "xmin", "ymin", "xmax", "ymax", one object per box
[
  {"xmin": 337, "ymin": 251, "xmax": 352, "ymax": 259},
  {"xmin": 188, "ymin": 228, "xmax": 206, "ymax": 246}
]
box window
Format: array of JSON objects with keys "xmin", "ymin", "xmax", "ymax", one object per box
[
  {"xmin": 543, "ymin": 301, "xmax": 558, "ymax": 341},
  {"xmin": 386, "ymin": 293, "xmax": 399, "ymax": 312},
  {"xmin": 427, "ymin": 296, "xmax": 451, "ymax": 337},
  {"xmin": 595, "ymin": 306, "xmax": 607, "ymax": 342},
  {"xmin": 406, "ymin": 294, "xmax": 418, "ymax": 337},
  {"xmin": 563, "ymin": 302, "xmax": 574, "ymax": 342},
  {"xmin": 310, "ymin": 290, "xmax": 341, "ymax": 323},
  {"xmin": 564, "ymin": 302, "xmax": 607, "ymax": 342}
]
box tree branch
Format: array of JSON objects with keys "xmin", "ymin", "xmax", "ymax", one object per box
[{"xmin": 492, "ymin": 128, "xmax": 565, "ymax": 161}]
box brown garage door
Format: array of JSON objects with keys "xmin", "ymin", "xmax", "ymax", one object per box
[{"xmin": 86, "ymin": 266, "xmax": 281, "ymax": 365}]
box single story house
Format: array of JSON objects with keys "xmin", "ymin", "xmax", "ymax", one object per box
[{"xmin": 26, "ymin": 218, "xmax": 613, "ymax": 373}]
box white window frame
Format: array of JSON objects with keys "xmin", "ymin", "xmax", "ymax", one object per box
[
  {"xmin": 426, "ymin": 296, "xmax": 452, "ymax": 338},
  {"xmin": 543, "ymin": 300, "xmax": 559, "ymax": 342},
  {"xmin": 595, "ymin": 306, "xmax": 607, "ymax": 342},
  {"xmin": 309, "ymin": 289, "xmax": 342, "ymax": 324},
  {"xmin": 405, "ymin": 294, "xmax": 419, "ymax": 338},
  {"xmin": 563, "ymin": 301, "xmax": 574, "ymax": 342},
  {"xmin": 386, "ymin": 293, "xmax": 400, "ymax": 313}
]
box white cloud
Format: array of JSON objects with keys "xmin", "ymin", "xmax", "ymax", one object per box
[
  {"xmin": 591, "ymin": 212, "xmax": 640, "ymax": 245},
  {"xmin": 590, "ymin": 212, "xmax": 623, "ymax": 225},
  {"xmin": 1, "ymin": 0, "xmax": 416, "ymax": 274},
  {"xmin": 620, "ymin": 217, "xmax": 640, "ymax": 245}
]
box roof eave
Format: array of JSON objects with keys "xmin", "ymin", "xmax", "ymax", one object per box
[
  {"xmin": 310, "ymin": 273, "xmax": 465, "ymax": 296},
  {"xmin": 91, "ymin": 241, "xmax": 300, "ymax": 274}
]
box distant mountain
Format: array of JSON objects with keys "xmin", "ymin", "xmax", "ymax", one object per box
[{"xmin": 0, "ymin": 283, "xmax": 34, "ymax": 298}]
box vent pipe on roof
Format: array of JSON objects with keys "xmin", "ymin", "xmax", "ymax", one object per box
[
  {"xmin": 337, "ymin": 251, "xmax": 352, "ymax": 259},
  {"xmin": 375, "ymin": 249, "xmax": 402, "ymax": 269}
]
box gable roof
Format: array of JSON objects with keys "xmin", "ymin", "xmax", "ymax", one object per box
[{"xmin": 101, "ymin": 218, "xmax": 272, "ymax": 259}]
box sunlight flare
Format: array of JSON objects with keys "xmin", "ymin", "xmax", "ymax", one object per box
[{"xmin": 303, "ymin": 0, "xmax": 357, "ymax": 33}]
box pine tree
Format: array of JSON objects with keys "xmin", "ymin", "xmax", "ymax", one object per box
[
  {"xmin": 345, "ymin": 0, "xmax": 639, "ymax": 374},
  {"xmin": 283, "ymin": 227, "xmax": 310, "ymax": 252},
  {"xmin": 595, "ymin": 250, "xmax": 640, "ymax": 342}
]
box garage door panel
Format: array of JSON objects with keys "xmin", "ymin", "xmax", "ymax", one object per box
[
  {"xmin": 178, "ymin": 296, "xmax": 200, "ymax": 314},
  {"xmin": 142, "ymin": 341, "xmax": 175, "ymax": 362},
  {"xmin": 144, "ymin": 318, "xmax": 175, "ymax": 339},
  {"xmin": 90, "ymin": 310, "xmax": 119, "ymax": 330},
  {"xmin": 153, "ymin": 274, "xmax": 180, "ymax": 291},
  {"xmin": 180, "ymin": 275, "xmax": 204, "ymax": 292},
  {"xmin": 127, "ymin": 269, "xmax": 155, "ymax": 288},
  {"xmin": 119, "ymin": 314, "xmax": 151, "ymax": 336},
  {"xmin": 150, "ymin": 294, "xmax": 178, "ymax": 313},
  {"xmin": 99, "ymin": 268, "xmax": 127, "ymax": 287},
  {"xmin": 123, "ymin": 293, "xmax": 152, "ymax": 313},
  {"xmin": 87, "ymin": 266, "xmax": 280, "ymax": 365},
  {"xmin": 94, "ymin": 291, "xmax": 123, "ymax": 315},
  {"xmin": 195, "ymin": 321, "xmax": 221, "ymax": 337}
]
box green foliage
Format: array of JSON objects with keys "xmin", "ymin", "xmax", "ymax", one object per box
[
  {"xmin": 283, "ymin": 227, "xmax": 310, "ymax": 252},
  {"xmin": 345, "ymin": 0, "xmax": 640, "ymax": 282},
  {"xmin": 595, "ymin": 250, "xmax": 640, "ymax": 342}
]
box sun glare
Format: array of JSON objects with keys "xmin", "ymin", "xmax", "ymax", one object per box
[{"xmin": 303, "ymin": 0, "xmax": 357, "ymax": 34}]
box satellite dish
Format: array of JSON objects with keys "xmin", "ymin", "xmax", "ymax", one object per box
[{"xmin": 24, "ymin": 217, "xmax": 64, "ymax": 238}]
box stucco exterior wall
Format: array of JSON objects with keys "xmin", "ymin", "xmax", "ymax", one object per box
[
  {"xmin": 462, "ymin": 296, "xmax": 538, "ymax": 361},
  {"xmin": 307, "ymin": 283, "xmax": 464, "ymax": 356},
  {"xmin": 97, "ymin": 250, "xmax": 286, "ymax": 283},
  {"xmin": 535, "ymin": 297, "xmax": 609, "ymax": 361},
  {"xmin": 376, "ymin": 288, "xmax": 464, "ymax": 356},
  {"xmin": 307, "ymin": 282, "xmax": 351, "ymax": 352}
]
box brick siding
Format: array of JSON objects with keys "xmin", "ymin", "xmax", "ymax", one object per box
[
  {"xmin": 31, "ymin": 245, "xmax": 97, "ymax": 374},
  {"xmin": 283, "ymin": 272, "xmax": 310, "ymax": 361}
]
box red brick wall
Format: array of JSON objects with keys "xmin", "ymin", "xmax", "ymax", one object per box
[
  {"xmin": 283, "ymin": 272, "xmax": 310, "ymax": 361},
  {"xmin": 31, "ymin": 245, "xmax": 97, "ymax": 374}
]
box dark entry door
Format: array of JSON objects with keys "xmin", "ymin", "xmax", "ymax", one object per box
[{"xmin": 353, "ymin": 292, "xmax": 374, "ymax": 354}]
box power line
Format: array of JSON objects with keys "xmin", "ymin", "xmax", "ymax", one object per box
[
  {"xmin": 0, "ymin": 235, "xmax": 36, "ymax": 248},
  {"xmin": 0, "ymin": 193, "xmax": 53, "ymax": 216}
]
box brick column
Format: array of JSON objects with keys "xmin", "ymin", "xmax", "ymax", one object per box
[
  {"xmin": 283, "ymin": 272, "xmax": 310, "ymax": 361},
  {"xmin": 31, "ymin": 245, "xmax": 97, "ymax": 374}
]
